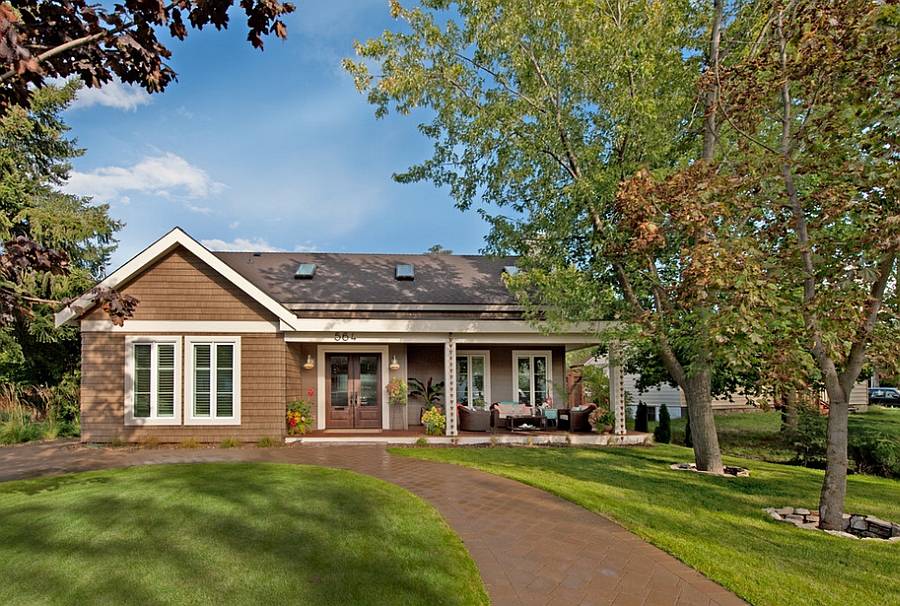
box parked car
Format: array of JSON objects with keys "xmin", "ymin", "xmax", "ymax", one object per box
[{"xmin": 868, "ymin": 387, "xmax": 900, "ymax": 407}]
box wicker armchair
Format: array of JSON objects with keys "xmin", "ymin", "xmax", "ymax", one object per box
[
  {"xmin": 457, "ymin": 406, "xmax": 491, "ymax": 432},
  {"xmin": 557, "ymin": 403, "xmax": 598, "ymax": 432}
]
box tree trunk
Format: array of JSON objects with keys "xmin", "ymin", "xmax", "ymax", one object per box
[
  {"xmin": 819, "ymin": 391, "xmax": 849, "ymax": 531},
  {"xmin": 779, "ymin": 391, "xmax": 798, "ymax": 434},
  {"xmin": 681, "ymin": 370, "xmax": 723, "ymax": 474}
]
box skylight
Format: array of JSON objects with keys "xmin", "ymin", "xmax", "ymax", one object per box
[
  {"xmin": 294, "ymin": 263, "xmax": 316, "ymax": 279},
  {"xmin": 395, "ymin": 264, "xmax": 415, "ymax": 281}
]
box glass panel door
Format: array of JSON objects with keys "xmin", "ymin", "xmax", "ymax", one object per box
[{"xmin": 326, "ymin": 353, "xmax": 381, "ymax": 428}]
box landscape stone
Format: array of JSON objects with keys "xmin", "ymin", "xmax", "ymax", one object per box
[
  {"xmin": 766, "ymin": 506, "xmax": 897, "ymax": 541},
  {"xmin": 866, "ymin": 516, "xmax": 892, "ymax": 531}
]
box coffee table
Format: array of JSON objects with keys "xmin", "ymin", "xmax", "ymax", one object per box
[{"xmin": 507, "ymin": 414, "xmax": 546, "ymax": 432}]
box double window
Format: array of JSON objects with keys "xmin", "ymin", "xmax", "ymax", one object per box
[
  {"xmin": 125, "ymin": 338, "xmax": 181, "ymax": 425},
  {"xmin": 125, "ymin": 336, "xmax": 240, "ymax": 426},
  {"xmin": 185, "ymin": 338, "xmax": 240, "ymax": 424},
  {"xmin": 514, "ymin": 351, "xmax": 551, "ymax": 407}
]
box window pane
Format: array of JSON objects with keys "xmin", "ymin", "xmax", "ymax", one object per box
[
  {"xmin": 472, "ymin": 356, "xmax": 485, "ymax": 403},
  {"xmin": 133, "ymin": 344, "xmax": 152, "ymax": 417},
  {"xmin": 215, "ymin": 345, "xmax": 234, "ymax": 417},
  {"xmin": 456, "ymin": 357, "xmax": 469, "ymax": 405},
  {"xmin": 157, "ymin": 344, "xmax": 175, "ymax": 417},
  {"xmin": 359, "ymin": 355, "xmax": 378, "ymax": 407},
  {"xmin": 517, "ymin": 357, "xmax": 532, "ymax": 405},
  {"xmin": 134, "ymin": 393, "xmax": 151, "ymax": 418},
  {"xmin": 194, "ymin": 344, "xmax": 211, "ymax": 417},
  {"xmin": 534, "ymin": 356, "xmax": 548, "ymax": 404},
  {"xmin": 330, "ymin": 356, "xmax": 349, "ymax": 407}
]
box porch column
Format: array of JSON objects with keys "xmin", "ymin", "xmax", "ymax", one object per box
[
  {"xmin": 610, "ymin": 343, "xmax": 627, "ymax": 436},
  {"xmin": 444, "ymin": 335, "xmax": 458, "ymax": 436}
]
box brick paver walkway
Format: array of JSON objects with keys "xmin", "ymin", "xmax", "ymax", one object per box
[{"xmin": 0, "ymin": 440, "xmax": 748, "ymax": 606}]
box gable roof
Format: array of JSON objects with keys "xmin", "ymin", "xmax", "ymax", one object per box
[
  {"xmin": 54, "ymin": 227, "xmax": 304, "ymax": 329},
  {"xmin": 214, "ymin": 252, "xmax": 520, "ymax": 308}
]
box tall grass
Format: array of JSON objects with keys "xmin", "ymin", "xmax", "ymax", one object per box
[{"xmin": 0, "ymin": 383, "xmax": 79, "ymax": 444}]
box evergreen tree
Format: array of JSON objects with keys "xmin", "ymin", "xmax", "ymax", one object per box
[
  {"xmin": 0, "ymin": 80, "xmax": 119, "ymax": 385},
  {"xmin": 654, "ymin": 404, "xmax": 671, "ymax": 444},
  {"xmin": 635, "ymin": 402, "xmax": 649, "ymax": 433}
]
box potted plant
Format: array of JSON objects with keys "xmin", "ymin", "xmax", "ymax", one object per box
[
  {"xmin": 408, "ymin": 377, "xmax": 444, "ymax": 420},
  {"xmin": 286, "ymin": 389, "xmax": 315, "ymax": 435},
  {"xmin": 589, "ymin": 405, "xmax": 616, "ymax": 434},
  {"xmin": 385, "ymin": 377, "xmax": 408, "ymax": 406},
  {"xmin": 421, "ymin": 405, "xmax": 446, "ymax": 435},
  {"xmin": 408, "ymin": 377, "xmax": 444, "ymax": 406}
]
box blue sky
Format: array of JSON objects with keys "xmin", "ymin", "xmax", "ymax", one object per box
[{"xmin": 60, "ymin": 2, "xmax": 491, "ymax": 272}]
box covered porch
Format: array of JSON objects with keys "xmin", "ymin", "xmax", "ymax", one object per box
[{"xmin": 285, "ymin": 322, "xmax": 629, "ymax": 438}]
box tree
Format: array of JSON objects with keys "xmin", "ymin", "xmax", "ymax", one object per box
[
  {"xmin": 426, "ymin": 244, "xmax": 453, "ymax": 255},
  {"xmin": 346, "ymin": 0, "xmax": 734, "ymax": 472},
  {"xmin": 0, "ymin": 0, "xmax": 295, "ymax": 114},
  {"xmin": 707, "ymin": 0, "xmax": 900, "ymax": 530},
  {"xmin": 0, "ymin": 81, "xmax": 124, "ymax": 384}
]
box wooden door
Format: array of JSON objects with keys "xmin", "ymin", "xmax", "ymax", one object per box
[{"xmin": 326, "ymin": 353, "xmax": 382, "ymax": 428}]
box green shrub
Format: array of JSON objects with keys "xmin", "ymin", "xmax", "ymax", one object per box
[
  {"xmin": 256, "ymin": 436, "xmax": 282, "ymax": 448},
  {"xmin": 653, "ymin": 404, "xmax": 671, "ymax": 444},
  {"xmin": 849, "ymin": 432, "xmax": 900, "ymax": 479},
  {"xmin": 792, "ymin": 408, "xmax": 828, "ymax": 468},
  {"xmin": 635, "ymin": 402, "xmax": 648, "ymax": 433},
  {"xmin": 220, "ymin": 437, "xmax": 240, "ymax": 448},
  {"xmin": 49, "ymin": 371, "xmax": 81, "ymax": 424},
  {"xmin": 179, "ymin": 438, "xmax": 202, "ymax": 449}
]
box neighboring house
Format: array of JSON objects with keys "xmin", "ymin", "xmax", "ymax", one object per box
[
  {"xmin": 584, "ymin": 356, "xmax": 868, "ymax": 421},
  {"xmin": 56, "ymin": 228, "xmax": 619, "ymax": 443}
]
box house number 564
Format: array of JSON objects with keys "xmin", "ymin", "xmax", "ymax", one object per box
[{"xmin": 334, "ymin": 332, "xmax": 357, "ymax": 342}]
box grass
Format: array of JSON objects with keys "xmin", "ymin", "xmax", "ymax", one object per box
[
  {"xmin": 394, "ymin": 444, "xmax": 900, "ymax": 606},
  {"xmin": 0, "ymin": 463, "xmax": 488, "ymax": 606}
]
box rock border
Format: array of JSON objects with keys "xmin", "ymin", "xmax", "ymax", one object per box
[
  {"xmin": 765, "ymin": 506, "xmax": 900, "ymax": 541},
  {"xmin": 669, "ymin": 462, "xmax": 750, "ymax": 477}
]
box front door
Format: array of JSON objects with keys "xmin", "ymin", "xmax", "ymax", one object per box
[{"xmin": 326, "ymin": 353, "xmax": 382, "ymax": 429}]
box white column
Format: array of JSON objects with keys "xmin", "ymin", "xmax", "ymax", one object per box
[
  {"xmin": 610, "ymin": 343, "xmax": 626, "ymax": 435},
  {"xmin": 444, "ymin": 335, "xmax": 458, "ymax": 436}
]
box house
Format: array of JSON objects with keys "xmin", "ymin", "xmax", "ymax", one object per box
[{"xmin": 56, "ymin": 228, "xmax": 625, "ymax": 443}]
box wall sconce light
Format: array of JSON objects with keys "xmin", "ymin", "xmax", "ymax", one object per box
[
  {"xmin": 303, "ymin": 355, "xmax": 315, "ymax": 370},
  {"xmin": 389, "ymin": 355, "xmax": 400, "ymax": 371}
]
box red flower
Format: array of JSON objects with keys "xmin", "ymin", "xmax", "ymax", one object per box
[{"xmin": 307, "ymin": 388, "xmax": 315, "ymax": 397}]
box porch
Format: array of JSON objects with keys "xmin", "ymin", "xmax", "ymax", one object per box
[{"xmin": 288, "ymin": 425, "xmax": 651, "ymax": 446}]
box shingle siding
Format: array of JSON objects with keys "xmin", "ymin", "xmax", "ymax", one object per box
[{"xmin": 79, "ymin": 246, "xmax": 288, "ymax": 443}]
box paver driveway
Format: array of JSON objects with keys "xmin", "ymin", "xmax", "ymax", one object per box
[{"xmin": 0, "ymin": 440, "xmax": 748, "ymax": 606}]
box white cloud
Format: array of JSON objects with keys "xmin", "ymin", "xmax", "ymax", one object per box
[
  {"xmin": 71, "ymin": 80, "xmax": 152, "ymax": 111},
  {"xmin": 201, "ymin": 237, "xmax": 283, "ymax": 252},
  {"xmin": 65, "ymin": 153, "xmax": 225, "ymax": 204}
]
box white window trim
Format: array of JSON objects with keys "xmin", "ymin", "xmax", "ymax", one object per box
[
  {"xmin": 184, "ymin": 336, "xmax": 242, "ymax": 426},
  {"xmin": 124, "ymin": 336, "xmax": 182, "ymax": 426},
  {"xmin": 512, "ymin": 350, "xmax": 553, "ymax": 407},
  {"xmin": 456, "ymin": 350, "xmax": 491, "ymax": 406}
]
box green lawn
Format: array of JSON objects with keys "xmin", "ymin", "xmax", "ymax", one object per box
[
  {"xmin": 394, "ymin": 445, "xmax": 900, "ymax": 606},
  {"xmin": 0, "ymin": 463, "xmax": 488, "ymax": 606}
]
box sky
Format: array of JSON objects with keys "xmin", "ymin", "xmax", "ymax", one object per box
[{"xmin": 60, "ymin": 2, "xmax": 492, "ymax": 272}]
